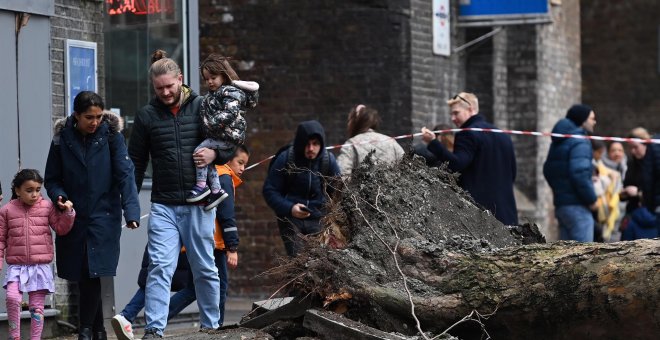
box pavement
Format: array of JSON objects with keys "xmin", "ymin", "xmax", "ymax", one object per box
[{"xmin": 48, "ymin": 297, "xmax": 255, "ymax": 339}]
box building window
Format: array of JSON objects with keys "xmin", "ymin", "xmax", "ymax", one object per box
[{"xmin": 104, "ymin": 0, "xmax": 187, "ymax": 179}]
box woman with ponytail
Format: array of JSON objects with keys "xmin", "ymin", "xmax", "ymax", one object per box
[{"xmin": 336, "ymin": 104, "xmax": 404, "ymax": 176}]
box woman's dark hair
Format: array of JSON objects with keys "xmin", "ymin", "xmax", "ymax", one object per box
[
  {"xmin": 11, "ymin": 169, "xmax": 43, "ymax": 199},
  {"xmin": 606, "ymin": 141, "xmax": 623, "ymax": 152},
  {"xmin": 591, "ymin": 139, "xmax": 606, "ymax": 151},
  {"xmin": 200, "ymin": 54, "xmax": 239, "ymax": 84},
  {"xmin": 347, "ymin": 105, "xmax": 380, "ymax": 138},
  {"xmin": 73, "ymin": 91, "xmax": 104, "ymax": 114}
]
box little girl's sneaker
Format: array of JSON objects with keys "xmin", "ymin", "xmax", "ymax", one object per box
[
  {"xmin": 186, "ymin": 185, "xmax": 211, "ymax": 203},
  {"xmin": 204, "ymin": 189, "xmax": 229, "ymax": 211}
]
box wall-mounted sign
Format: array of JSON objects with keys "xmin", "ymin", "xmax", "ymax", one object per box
[
  {"xmin": 432, "ymin": 0, "xmax": 451, "ymax": 56},
  {"xmin": 458, "ymin": 0, "xmax": 550, "ymax": 26},
  {"xmin": 107, "ymin": 0, "xmax": 175, "ymax": 16},
  {"xmin": 65, "ymin": 39, "xmax": 97, "ymax": 115}
]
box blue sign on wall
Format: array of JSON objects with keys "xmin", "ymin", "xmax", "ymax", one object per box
[
  {"xmin": 66, "ymin": 40, "xmax": 97, "ymax": 115},
  {"xmin": 459, "ymin": 0, "xmax": 549, "ymax": 21}
]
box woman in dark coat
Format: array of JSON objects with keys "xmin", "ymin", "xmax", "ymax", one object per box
[{"xmin": 44, "ymin": 91, "xmax": 140, "ymax": 340}]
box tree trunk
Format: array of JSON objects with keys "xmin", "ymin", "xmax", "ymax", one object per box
[
  {"xmin": 395, "ymin": 239, "xmax": 659, "ymax": 339},
  {"xmin": 273, "ymin": 158, "xmax": 660, "ymax": 339},
  {"xmin": 306, "ymin": 239, "xmax": 660, "ymax": 340}
]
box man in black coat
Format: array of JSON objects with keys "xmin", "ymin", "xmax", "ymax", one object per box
[
  {"xmin": 128, "ymin": 52, "xmax": 221, "ymax": 338},
  {"xmin": 421, "ymin": 92, "xmax": 518, "ymax": 225}
]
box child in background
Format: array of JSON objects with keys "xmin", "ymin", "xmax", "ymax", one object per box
[
  {"xmin": 0, "ymin": 169, "xmax": 75, "ymax": 340},
  {"xmin": 591, "ymin": 140, "xmax": 622, "ymax": 242},
  {"xmin": 186, "ymin": 54, "xmax": 259, "ymax": 210},
  {"xmin": 212, "ymin": 144, "xmax": 249, "ymax": 325}
]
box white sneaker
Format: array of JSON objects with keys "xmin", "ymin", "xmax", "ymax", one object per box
[{"xmin": 111, "ymin": 314, "xmax": 135, "ymax": 340}]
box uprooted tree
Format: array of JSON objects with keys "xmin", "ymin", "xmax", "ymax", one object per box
[{"xmin": 266, "ymin": 156, "xmax": 660, "ymax": 340}]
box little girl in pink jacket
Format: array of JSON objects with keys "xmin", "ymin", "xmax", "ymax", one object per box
[{"xmin": 0, "ymin": 169, "xmax": 75, "ymax": 340}]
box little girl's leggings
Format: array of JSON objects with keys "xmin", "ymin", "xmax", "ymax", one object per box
[{"xmin": 5, "ymin": 281, "xmax": 47, "ymax": 340}]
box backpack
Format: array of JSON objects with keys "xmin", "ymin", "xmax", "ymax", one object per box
[{"xmin": 268, "ymin": 143, "xmax": 331, "ymax": 177}]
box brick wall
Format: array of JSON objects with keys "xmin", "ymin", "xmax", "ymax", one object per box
[
  {"xmin": 504, "ymin": 24, "xmax": 540, "ymax": 205},
  {"xmin": 409, "ymin": 0, "xmax": 462, "ymax": 131},
  {"xmin": 199, "ymin": 0, "xmax": 412, "ymax": 297},
  {"xmin": 465, "ymin": 27, "xmax": 495, "ymax": 123},
  {"xmin": 51, "ymin": 0, "xmax": 105, "ymax": 118},
  {"xmin": 488, "ymin": 1, "xmax": 582, "ymax": 238},
  {"xmin": 535, "ymin": 0, "xmax": 583, "ymax": 239},
  {"xmin": 51, "ymin": 0, "xmax": 105, "ymax": 324},
  {"xmin": 581, "ymin": 0, "xmax": 660, "ymax": 136}
]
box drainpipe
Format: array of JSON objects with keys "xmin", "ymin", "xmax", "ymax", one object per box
[{"xmin": 14, "ymin": 12, "xmax": 30, "ymax": 170}]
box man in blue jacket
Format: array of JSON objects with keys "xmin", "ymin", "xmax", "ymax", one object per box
[
  {"xmin": 421, "ymin": 92, "xmax": 518, "ymax": 226},
  {"xmin": 543, "ymin": 104, "xmax": 598, "ymax": 242},
  {"xmin": 263, "ymin": 120, "xmax": 341, "ymax": 256}
]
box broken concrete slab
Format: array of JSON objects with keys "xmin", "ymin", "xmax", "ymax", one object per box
[
  {"xmin": 240, "ymin": 296, "xmax": 319, "ymax": 329},
  {"xmin": 303, "ymin": 309, "xmax": 411, "ymax": 340},
  {"xmin": 251, "ymin": 297, "xmax": 295, "ymax": 316}
]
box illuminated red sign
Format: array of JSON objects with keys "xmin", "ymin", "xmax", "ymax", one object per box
[{"xmin": 107, "ymin": 0, "xmax": 174, "ymax": 16}]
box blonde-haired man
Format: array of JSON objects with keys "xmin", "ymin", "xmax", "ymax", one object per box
[{"xmin": 421, "ymin": 92, "xmax": 518, "ymax": 225}]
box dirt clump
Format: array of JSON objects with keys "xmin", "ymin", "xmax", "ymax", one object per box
[
  {"xmin": 251, "ymin": 156, "xmax": 658, "ymax": 339},
  {"xmin": 261, "ymin": 155, "xmax": 541, "ymax": 337}
]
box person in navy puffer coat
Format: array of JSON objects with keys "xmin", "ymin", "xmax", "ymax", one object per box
[
  {"xmin": 620, "ymin": 206, "xmax": 658, "ymax": 240},
  {"xmin": 543, "ymin": 104, "xmax": 598, "ymax": 242}
]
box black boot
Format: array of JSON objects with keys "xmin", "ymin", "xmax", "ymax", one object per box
[
  {"xmin": 93, "ymin": 330, "xmax": 108, "ymax": 340},
  {"xmin": 78, "ymin": 327, "xmax": 93, "ymax": 340}
]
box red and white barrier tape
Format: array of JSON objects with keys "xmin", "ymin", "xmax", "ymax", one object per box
[
  {"xmin": 246, "ymin": 127, "xmax": 659, "ymax": 171},
  {"xmin": 126, "ymin": 127, "xmax": 658, "ymax": 225}
]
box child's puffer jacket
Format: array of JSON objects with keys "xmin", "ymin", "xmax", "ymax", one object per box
[
  {"xmin": 0, "ymin": 197, "xmax": 75, "ymax": 267},
  {"xmin": 200, "ymin": 82, "xmax": 259, "ymax": 145},
  {"xmin": 201, "ymin": 85, "xmax": 247, "ymax": 144}
]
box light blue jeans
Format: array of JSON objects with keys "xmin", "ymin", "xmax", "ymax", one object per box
[
  {"xmin": 555, "ymin": 205, "xmax": 594, "ymax": 242},
  {"xmin": 144, "ymin": 203, "xmax": 220, "ymax": 335},
  {"xmin": 167, "ymin": 278, "xmax": 197, "ymax": 322},
  {"xmin": 120, "ymin": 285, "xmax": 196, "ymax": 323},
  {"xmin": 167, "ymin": 249, "xmax": 229, "ymax": 326}
]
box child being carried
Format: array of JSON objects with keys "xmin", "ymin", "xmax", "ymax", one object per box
[{"xmin": 187, "ymin": 54, "xmax": 259, "ymax": 210}]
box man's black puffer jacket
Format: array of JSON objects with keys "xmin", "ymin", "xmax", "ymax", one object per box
[{"xmin": 129, "ymin": 86, "xmax": 204, "ymax": 204}]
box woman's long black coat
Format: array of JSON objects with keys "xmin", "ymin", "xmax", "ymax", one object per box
[{"xmin": 45, "ymin": 113, "xmax": 140, "ymax": 280}]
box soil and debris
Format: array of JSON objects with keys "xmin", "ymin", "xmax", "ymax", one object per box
[{"xmin": 221, "ymin": 155, "xmax": 544, "ymax": 339}]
